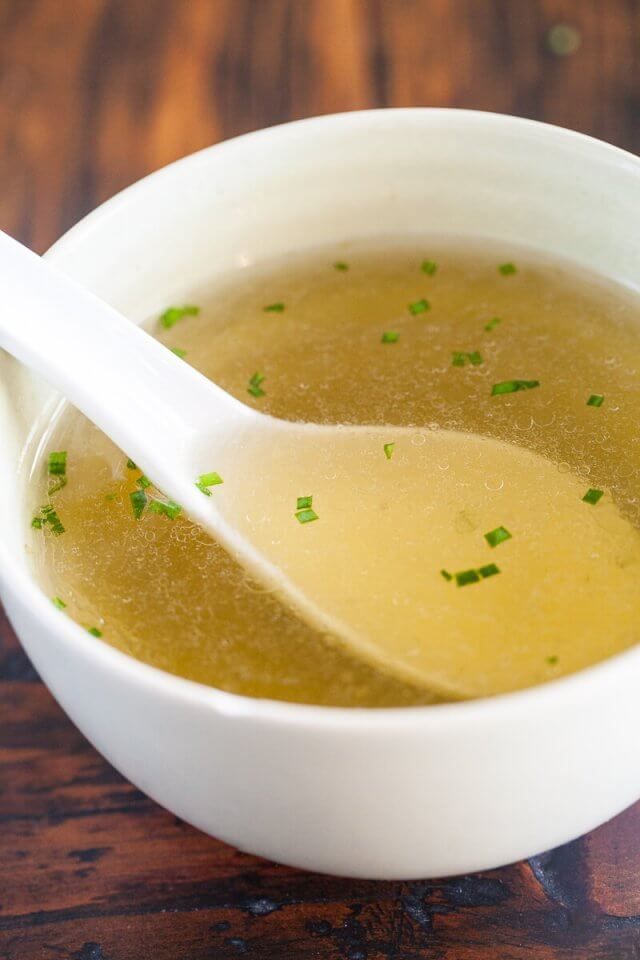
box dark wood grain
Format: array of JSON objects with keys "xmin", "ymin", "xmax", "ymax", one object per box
[{"xmin": 2, "ymin": 1, "xmax": 640, "ymax": 957}]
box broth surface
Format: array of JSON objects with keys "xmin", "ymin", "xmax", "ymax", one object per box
[{"xmin": 28, "ymin": 239, "xmax": 640, "ymax": 705}]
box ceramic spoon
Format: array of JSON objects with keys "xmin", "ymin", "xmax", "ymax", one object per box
[{"xmin": 2, "ymin": 229, "xmax": 635, "ymax": 701}]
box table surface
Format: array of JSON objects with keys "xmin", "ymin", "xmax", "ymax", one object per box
[{"xmin": 2, "ymin": 1, "xmax": 640, "ymax": 957}]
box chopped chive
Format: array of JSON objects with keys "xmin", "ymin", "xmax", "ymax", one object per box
[
  {"xmin": 484, "ymin": 316, "xmax": 502, "ymax": 332},
  {"xmin": 199, "ymin": 471, "xmax": 223, "ymax": 487},
  {"xmin": 296, "ymin": 495, "xmax": 313, "ymax": 510},
  {"xmin": 582, "ymin": 488, "xmax": 604, "ymax": 505},
  {"xmin": 408, "ymin": 298, "xmax": 430, "ymax": 315},
  {"xmin": 136, "ymin": 475, "xmax": 151, "ymax": 490},
  {"xmin": 31, "ymin": 517, "xmax": 43, "ymax": 530},
  {"xmin": 126, "ymin": 458, "xmax": 137, "ymax": 470},
  {"xmin": 129, "ymin": 489, "xmax": 147, "ymax": 519},
  {"xmin": 263, "ymin": 302, "xmax": 285, "ymax": 313},
  {"xmin": 51, "ymin": 596, "xmax": 67, "ymax": 610},
  {"xmin": 48, "ymin": 476, "xmax": 67, "ymax": 495},
  {"xmin": 381, "ymin": 331, "xmax": 400, "ymax": 344},
  {"xmin": 87, "ymin": 626, "xmax": 103, "ymax": 638},
  {"xmin": 447, "ymin": 563, "xmax": 501, "ymax": 586},
  {"xmin": 546, "ymin": 654, "xmax": 559, "ymax": 666},
  {"xmin": 452, "ymin": 351, "xmax": 483, "ymax": 367},
  {"xmin": 105, "ymin": 493, "xmax": 115, "ymax": 502},
  {"xmin": 196, "ymin": 472, "xmax": 223, "ymax": 495},
  {"xmin": 334, "ymin": 261, "xmax": 349, "ymax": 271},
  {"xmin": 248, "ymin": 371, "xmax": 266, "ymax": 398},
  {"xmin": 491, "ymin": 379, "xmax": 540, "ymax": 396},
  {"xmin": 39, "ymin": 504, "xmax": 65, "ymax": 536},
  {"xmin": 296, "ymin": 508, "xmax": 318, "ymax": 524},
  {"xmin": 456, "ymin": 569, "xmax": 480, "ymax": 587},
  {"xmin": 48, "ymin": 451, "xmax": 67, "ymax": 476},
  {"xmin": 499, "ymin": 262, "xmax": 517, "ymax": 276},
  {"xmin": 149, "ymin": 498, "xmax": 182, "ymax": 520},
  {"xmin": 383, "ymin": 442, "xmax": 395, "ymax": 460},
  {"xmin": 484, "ymin": 525, "xmax": 512, "ymax": 548},
  {"xmin": 170, "ymin": 347, "xmax": 187, "ymax": 359},
  {"xmin": 421, "ymin": 260, "xmax": 438, "ymax": 276},
  {"xmin": 587, "ymin": 393, "xmax": 605, "ymax": 407},
  {"xmin": 159, "ymin": 304, "xmax": 199, "ymax": 329}
]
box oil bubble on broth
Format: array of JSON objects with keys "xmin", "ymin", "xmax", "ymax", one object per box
[{"xmin": 27, "ymin": 239, "xmax": 640, "ymax": 706}]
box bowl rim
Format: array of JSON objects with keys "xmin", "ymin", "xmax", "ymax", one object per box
[{"xmin": 9, "ymin": 106, "xmax": 640, "ymax": 730}]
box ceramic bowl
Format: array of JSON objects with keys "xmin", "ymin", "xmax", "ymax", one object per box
[{"xmin": 2, "ymin": 109, "xmax": 640, "ymax": 879}]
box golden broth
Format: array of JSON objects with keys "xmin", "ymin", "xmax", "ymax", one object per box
[{"xmin": 28, "ymin": 240, "xmax": 640, "ymax": 705}]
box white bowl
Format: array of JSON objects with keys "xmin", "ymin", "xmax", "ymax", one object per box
[{"xmin": 2, "ymin": 109, "xmax": 640, "ymax": 880}]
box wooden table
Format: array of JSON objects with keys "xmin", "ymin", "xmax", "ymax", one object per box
[{"xmin": 2, "ymin": 2, "xmax": 640, "ymax": 957}]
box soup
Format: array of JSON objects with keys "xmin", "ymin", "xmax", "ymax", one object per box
[{"xmin": 27, "ymin": 240, "xmax": 640, "ymax": 705}]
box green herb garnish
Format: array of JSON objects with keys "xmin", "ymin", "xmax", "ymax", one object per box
[
  {"xmin": 170, "ymin": 347, "xmax": 187, "ymax": 359},
  {"xmin": 46, "ymin": 454, "xmax": 68, "ymax": 494},
  {"xmin": 263, "ymin": 302, "xmax": 285, "ymax": 313},
  {"xmin": 31, "ymin": 517, "xmax": 43, "ymax": 530},
  {"xmin": 452, "ymin": 351, "xmax": 483, "ymax": 367},
  {"xmin": 421, "ymin": 260, "xmax": 438, "ymax": 276},
  {"xmin": 296, "ymin": 508, "xmax": 318, "ymax": 524},
  {"xmin": 582, "ymin": 488, "xmax": 604, "ymax": 505},
  {"xmin": 381, "ymin": 331, "xmax": 400, "ymax": 344},
  {"xmin": 196, "ymin": 472, "xmax": 223, "ymax": 495},
  {"xmin": 126, "ymin": 458, "xmax": 137, "ymax": 470},
  {"xmin": 484, "ymin": 316, "xmax": 502, "ymax": 332},
  {"xmin": 48, "ymin": 451, "xmax": 67, "ymax": 476},
  {"xmin": 484, "ymin": 525, "xmax": 512, "ymax": 548},
  {"xmin": 136, "ymin": 475, "xmax": 151, "ymax": 490},
  {"xmin": 334, "ymin": 261, "xmax": 349, "ymax": 272},
  {"xmin": 48, "ymin": 477, "xmax": 67, "ymax": 495},
  {"xmin": 546, "ymin": 654, "xmax": 559, "ymax": 666},
  {"xmin": 87, "ymin": 626, "xmax": 103, "ymax": 638},
  {"xmin": 491, "ymin": 379, "xmax": 540, "ymax": 396},
  {"xmin": 48, "ymin": 516, "xmax": 65, "ymax": 536},
  {"xmin": 248, "ymin": 371, "xmax": 266, "ymax": 397},
  {"xmin": 295, "ymin": 495, "xmax": 318, "ymax": 523},
  {"xmin": 51, "ymin": 596, "xmax": 67, "ymax": 610},
  {"xmin": 130, "ymin": 489, "xmax": 147, "ymax": 519},
  {"xmin": 408, "ymin": 298, "xmax": 430, "ymax": 315},
  {"xmin": 499, "ymin": 262, "xmax": 517, "ymax": 276},
  {"xmin": 383, "ymin": 442, "xmax": 395, "ymax": 460},
  {"xmin": 159, "ymin": 305, "xmax": 199, "ymax": 329},
  {"xmin": 39, "ymin": 504, "xmax": 65, "ymax": 536},
  {"xmin": 587, "ymin": 394, "xmax": 605, "ymax": 407},
  {"xmin": 455, "ymin": 569, "xmax": 480, "ymax": 587},
  {"xmin": 449, "ymin": 564, "xmax": 501, "ymax": 586},
  {"xmin": 149, "ymin": 499, "xmax": 182, "ymax": 520}
]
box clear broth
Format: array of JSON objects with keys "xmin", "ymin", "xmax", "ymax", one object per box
[{"xmin": 28, "ymin": 239, "xmax": 640, "ymax": 705}]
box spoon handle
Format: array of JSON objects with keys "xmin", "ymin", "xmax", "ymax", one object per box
[{"xmin": 0, "ymin": 229, "xmax": 249, "ymax": 470}]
